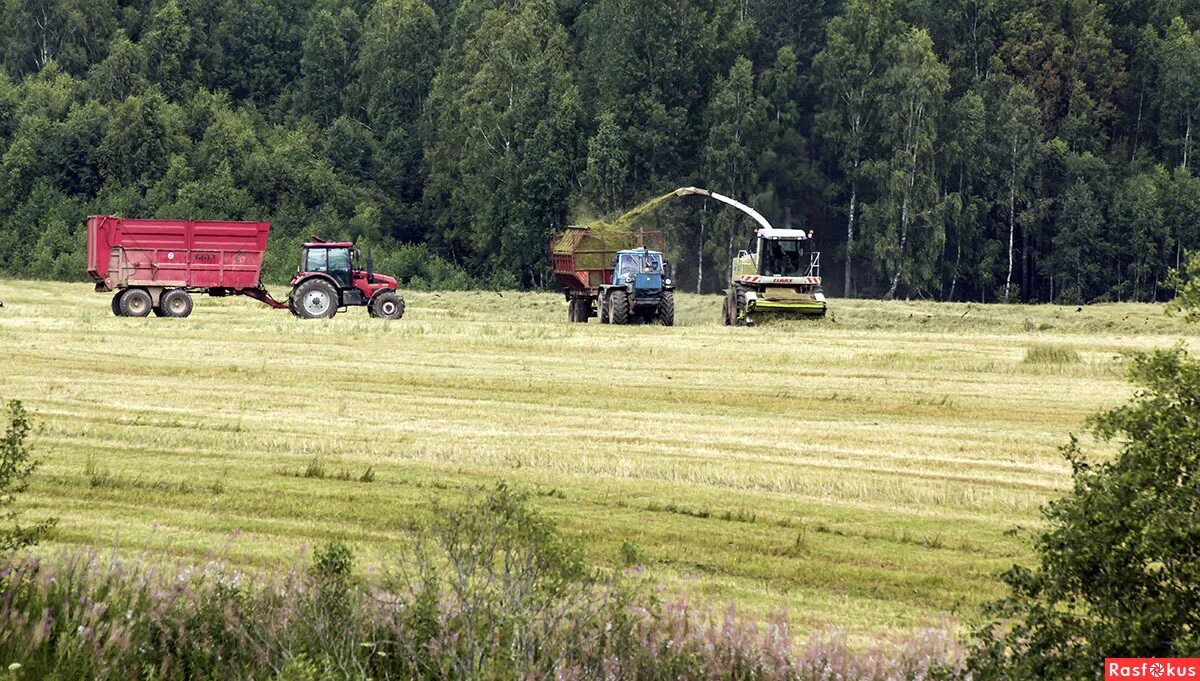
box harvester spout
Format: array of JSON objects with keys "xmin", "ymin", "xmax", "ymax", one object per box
[{"xmin": 673, "ymin": 187, "xmax": 775, "ymax": 232}]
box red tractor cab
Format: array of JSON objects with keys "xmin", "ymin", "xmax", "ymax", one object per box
[{"xmin": 288, "ymin": 238, "xmax": 405, "ymax": 320}]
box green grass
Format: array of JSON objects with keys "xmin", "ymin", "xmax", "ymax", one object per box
[{"xmin": 0, "ymin": 281, "xmax": 1192, "ymax": 639}]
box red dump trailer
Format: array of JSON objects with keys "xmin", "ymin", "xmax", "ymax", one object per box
[{"xmin": 87, "ymin": 215, "xmax": 283, "ymax": 318}]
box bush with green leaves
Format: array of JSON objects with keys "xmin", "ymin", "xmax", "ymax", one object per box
[
  {"xmin": 0, "ymin": 484, "xmax": 964, "ymax": 680},
  {"xmin": 1168, "ymin": 252, "xmax": 1200, "ymax": 323},
  {"xmin": 0, "ymin": 400, "xmax": 54, "ymax": 554},
  {"xmin": 966, "ymin": 348, "xmax": 1200, "ymax": 679}
]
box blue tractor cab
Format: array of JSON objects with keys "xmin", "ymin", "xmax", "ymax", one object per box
[
  {"xmin": 599, "ymin": 248, "xmax": 675, "ymax": 325},
  {"xmin": 614, "ymin": 249, "xmax": 665, "ymax": 291}
]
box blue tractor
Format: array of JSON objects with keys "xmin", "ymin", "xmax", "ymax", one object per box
[
  {"xmin": 552, "ymin": 228, "xmax": 675, "ymax": 325},
  {"xmin": 596, "ymin": 248, "xmax": 675, "ymax": 325}
]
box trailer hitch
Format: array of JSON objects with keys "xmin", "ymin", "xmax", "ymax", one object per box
[{"xmin": 243, "ymin": 285, "xmax": 289, "ymax": 310}]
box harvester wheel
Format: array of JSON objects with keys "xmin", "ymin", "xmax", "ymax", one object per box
[
  {"xmin": 162, "ymin": 289, "xmax": 193, "ymax": 318},
  {"xmin": 657, "ymin": 291, "xmax": 675, "ymax": 326},
  {"xmin": 599, "ymin": 295, "xmax": 610, "ymax": 324},
  {"xmin": 119, "ymin": 288, "xmax": 153, "ymax": 318},
  {"xmin": 734, "ymin": 286, "xmax": 750, "ymax": 327},
  {"xmin": 609, "ymin": 290, "xmax": 630, "ymax": 325},
  {"xmin": 293, "ymin": 279, "xmax": 338, "ymax": 319},
  {"xmin": 722, "ymin": 292, "xmax": 733, "ymax": 326},
  {"xmin": 370, "ymin": 291, "xmax": 405, "ymax": 320},
  {"xmin": 111, "ymin": 290, "xmax": 127, "ymax": 317}
]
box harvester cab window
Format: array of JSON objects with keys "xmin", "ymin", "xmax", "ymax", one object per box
[{"xmin": 762, "ymin": 239, "xmax": 807, "ymax": 277}]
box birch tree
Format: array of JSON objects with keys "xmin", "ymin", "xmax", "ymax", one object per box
[
  {"xmin": 814, "ymin": 0, "xmax": 900, "ymax": 297},
  {"xmin": 996, "ymin": 83, "xmax": 1040, "ymax": 302},
  {"xmin": 869, "ymin": 27, "xmax": 949, "ymax": 300}
]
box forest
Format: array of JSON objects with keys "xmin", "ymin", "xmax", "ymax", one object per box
[{"xmin": 0, "ymin": 0, "xmax": 1199, "ymax": 302}]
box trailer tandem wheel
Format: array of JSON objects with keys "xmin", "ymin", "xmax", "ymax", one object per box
[
  {"xmin": 161, "ymin": 290, "xmax": 193, "ymax": 318},
  {"xmin": 118, "ymin": 289, "xmax": 153, "ymax": 318},
  {"xmin": 568, "ymin": 298, "xmax": 589, "ymax": 323}
]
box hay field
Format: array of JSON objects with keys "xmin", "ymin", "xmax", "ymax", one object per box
[{"xmin": 0, "ymin": 280, "xmax": 1191, "ymax": 637}]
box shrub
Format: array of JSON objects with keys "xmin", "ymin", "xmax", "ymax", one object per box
[
  {"xmin": 966, "ymin": 348, "xmax": 1200, "ymax": 679},
  {"xmin": 0, "ymin": 400, "xmax": 54, "ymax": 554},
  {"xmin": 1167, "ymin": 251, "xmax": 1200, "ymax": 322},
  {"xmin": 619, "ymin": 539, "xmax": 644, "ymax": 566},
  {"xmin": 0, "ymin": 485, "xmax": 966, "ymax": 679}
]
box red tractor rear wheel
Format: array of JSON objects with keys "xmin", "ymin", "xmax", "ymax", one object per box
[{"xmin": 293, "ymin": 279, "xmax": 339, "ymax": 319}]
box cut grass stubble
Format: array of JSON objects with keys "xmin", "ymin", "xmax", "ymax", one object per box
[{"xmin": 0, "ymin": 281, "xmax": 1190, "ymax": 638}]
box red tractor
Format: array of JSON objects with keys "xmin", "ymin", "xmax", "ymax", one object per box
[
  {"xmin": 86, "ymin": 216, "xmax": 405, "ymax": 320},
  {"xmin": 288, "ymin": 238, "xmax": 404, "ymax": 320}
]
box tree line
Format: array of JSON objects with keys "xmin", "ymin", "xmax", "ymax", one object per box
[{"xmin": 1, "ymin": 0, "xmax": 1199, "ymax": 301}]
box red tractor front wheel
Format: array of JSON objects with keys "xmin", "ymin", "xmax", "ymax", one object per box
[{"xmin": 369, "ymin": 291, "xmax": 405, "ymax": 320}]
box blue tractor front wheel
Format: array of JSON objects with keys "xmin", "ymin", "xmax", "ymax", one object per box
[
  {"xmin": 609, "ymin": 290, "xmax": 631, "ymax": 324},
  {"xmin": 657, "ymin": 290, "xmax": 675, "ymax": 326}
]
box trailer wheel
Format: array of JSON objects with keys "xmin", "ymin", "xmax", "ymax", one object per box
[
  {"xmin": 119, "ymin": 289, "xmax": 153, "ymax": 318},
  {"xmin": 293, "ymin": 279, "xmax": 338, "ymax": 319},
  {"xmin": 370, "ymin": 291, "xmax": 405, "ymax": 320},
  {"xmin": 161, "ymin": 289, "xmax": 193, "ymax": 318},
  {"xmin": 568, "ymin": 298, "xmax": 588, "ymax": 323},
  {"xmin": 111, "ymin": 291, "xmax": 127, "ymax": 317},
  {"xmin": 656, "ymin": 290, "xmax": 675, "ymax": 327},
  {"xmin": 609, "ymin": 290, "xmax": 630, "ymax": 325}
]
